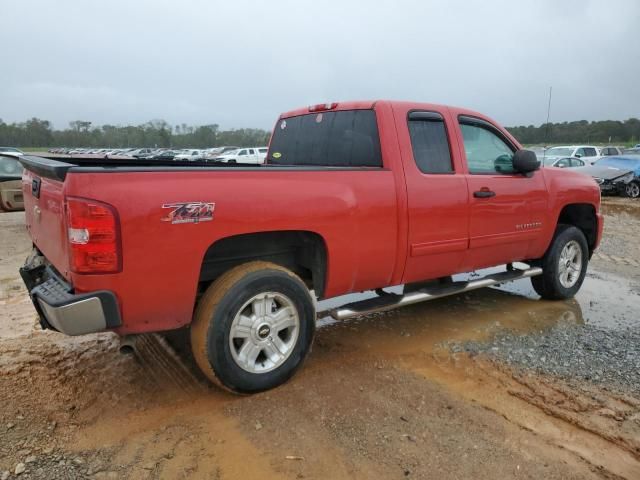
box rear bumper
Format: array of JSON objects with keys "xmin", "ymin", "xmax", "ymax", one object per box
[{"xmin": 20, "ymin": 250, "xmax": 121, "ymax": 336}]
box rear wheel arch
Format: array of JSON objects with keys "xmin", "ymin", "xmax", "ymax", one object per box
[{"xmin": 197, "ymin": 230, "xmax": 328, "ymax": 299}]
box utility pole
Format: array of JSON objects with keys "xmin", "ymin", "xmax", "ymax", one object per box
[{"xmin": 544, "ymin": 86, "xmax": 553, "ymax": 147}]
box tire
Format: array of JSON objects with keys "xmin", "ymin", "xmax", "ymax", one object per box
[
  {"xmin": 623, "ymin": 181, "xmax": 640, "ymax": 199},
  {"xmin": 190, "ymin": 261, "xmax": 315, "ymax": 393},
  {"xmin": 531, "ymin": 225, "xmax": 589, "ymax": 300}
]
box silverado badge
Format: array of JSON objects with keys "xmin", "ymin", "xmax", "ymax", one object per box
[{"xmin": 161, "ymin": 202, "xmax": 215, "ymax": 224}]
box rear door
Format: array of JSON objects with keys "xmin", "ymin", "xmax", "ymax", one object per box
[
  {"xmin": 455, "ymin": 116, "xmax": 548, "ymax": 270},
  {"xmin": 247, "ymin": 148, "xmax": 259, "ymax": 163},
  {"xmin": 398, "ymin": 108, "xmax": 470, "ymax": 283}
]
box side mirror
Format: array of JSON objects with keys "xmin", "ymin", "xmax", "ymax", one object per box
[
  {"xmin": 575, "ymin": 153, "xmax": 582, "ymax": 158},
  {"xmin": 512, "ymin": 149, "xmax": 540, "ymax": 174}
]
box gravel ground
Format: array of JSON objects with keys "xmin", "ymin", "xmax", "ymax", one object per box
[
  {"xmin": 445, "ymin": 199, "xmax": 640, "ymax": 398},
  {"xmin": 451, "ymin": 321, "xmax": 640, "ymax": 396}
]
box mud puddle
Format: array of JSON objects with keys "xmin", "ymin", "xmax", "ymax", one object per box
[{"xmin": 311, "ymin": 269, "xmax": 640, "ymax": 478}]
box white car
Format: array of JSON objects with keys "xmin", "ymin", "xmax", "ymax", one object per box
[
  {"xmin": 600, "ymin": 146, "xmax": 625, "ymax": 157},
  {"xmin": 0, "ymin": 147, "xmax": 24, "ymax": 156},
  {"xmin": 543, "ymin": 145, "xmax": 600, "ymax": 165},
  {"xmin": 542, "ymin": 156, "xmax": 587, "ymax": 169},
  {"xmin": 174, "ymin": 149, "xmax": 205, "ymax": 161},
  {"xmin": 213, "ymin": 147, "xmax": 267, "ymax": 164}
]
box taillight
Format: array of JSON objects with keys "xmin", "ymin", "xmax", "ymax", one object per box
[
  {"xmin": 66, "ymin": 197, "xmax": 121, "ymax": 274},
  {"xmin": 308, "ymin": 102, "xmax": 338, "ymax": 112}
]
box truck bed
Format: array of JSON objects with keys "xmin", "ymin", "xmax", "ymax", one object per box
[
  {"xmin": 19, "ymin": 155, "xmax": 261, "ymax": 181},
  {"xmin": 19, "ymin": 155, "xmax": 374, "ymax": 182}
]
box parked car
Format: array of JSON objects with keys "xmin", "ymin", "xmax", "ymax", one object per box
[
  {"xmin": 129, "ymin": 148, "xmax": 155, "ymax": 158},
  {"xmin": 213, "ymin": 147, "xmax": 265, "ymax": 164},
  {"xmin": 542, "ymin": 156, "xmax": 586, "ymax": 168},
  {"xmin": 576, "ymin": 156, "xmax": 640, "ymax": 198},
  {"xmin": 204, "ymin": 146, "xmax": 240, "ymax": 160},
  {"xmin": 544, "ymin": 145, "xmax": 600, "ymax": 165},
  {"xmin": 0, "ymin": 153, "xmax": 24, "ymax": 211},
  {"xmin": 0, "ymin": 147, "xmax": 25, "ymax": 156},
  {"xmin": 600, "ymin": 146, "xmax": 624, "ymax": 156},
  {"xmin": 18, "ymin": 100, "xmax": 602, "ymax": 393},
  {"xmin": 148, "ymin": 150, "xmax": 182, "ymax": 161},
  {"xmin": 174, "ymin": 149, "xmax": 205, "ymax": 161}
]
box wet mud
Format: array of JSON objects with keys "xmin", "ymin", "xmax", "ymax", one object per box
[{"xmin": 1, "ymin": 198, "xmax": 639, "ymax": 479}]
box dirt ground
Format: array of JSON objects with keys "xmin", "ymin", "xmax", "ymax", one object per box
[{"xmin": 1, "ymin": 198, "xmax": 640, "ymax": 479}]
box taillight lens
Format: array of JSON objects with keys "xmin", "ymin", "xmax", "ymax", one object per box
[{"xmin": 66, "ymin": 197, "xmax": 121, "ymax": 273}]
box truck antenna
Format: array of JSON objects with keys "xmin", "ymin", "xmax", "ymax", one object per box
[{"xmin": 543, "ymin": 86, "xmax": 553, "ymax": 162}]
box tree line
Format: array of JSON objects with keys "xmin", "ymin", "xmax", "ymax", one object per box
[
  {"xmin": 0, "ymin": 118, "xmax": 271, "ymax": 149},
  {"xmin": 1, "ymin": 117, "xmax": 639, "ymax": 148},
  {"xmin": 508, "ymin": 118, "xmax": 640, "ymax": 145}
]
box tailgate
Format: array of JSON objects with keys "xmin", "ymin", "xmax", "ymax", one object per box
[{"xmin": 22, "ymin": 165, "xmax": 71, "ymax": 281}]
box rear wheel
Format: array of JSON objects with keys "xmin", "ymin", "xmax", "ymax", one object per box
[
  {"xmin": 190, "ymin": 261, "xmax": 315, "ymax": 393},
  {"xmin": 531, "ymin": 225, "xmax": 589, "ymax": 300}
]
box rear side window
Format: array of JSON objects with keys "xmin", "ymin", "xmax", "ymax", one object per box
[
  {"xmin": 268, "ymin": 109, "xmax": 382, "ymax": 167},
  {"xmin": 408, "ymin": 112, "xmax": 453, "ymax": 174}
]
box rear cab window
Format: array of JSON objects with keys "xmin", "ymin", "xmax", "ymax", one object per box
[{"xmin": 267, "ymin": 109, "xmax": 382, "ymax": 167}]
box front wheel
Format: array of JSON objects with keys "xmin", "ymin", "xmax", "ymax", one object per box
[
  {"xmin": 624, "ymin": 181, "xmax": 640, "ymax": 198},
  {"xmin": 190, "ymin": 261, "xmax": 315, "ymax": 393},
  {"xmin": 531, "ymin": 225, "xmax": 589, "ymax": 300}
]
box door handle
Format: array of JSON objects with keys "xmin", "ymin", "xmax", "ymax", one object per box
[{"xmin": 473, "ymin": 189, "xmax": 496, "ymax": 198}]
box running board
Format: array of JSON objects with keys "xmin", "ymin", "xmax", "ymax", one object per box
[{"xmin": 322, "ymin": 266, "xmax": 543, "ymax": 321}]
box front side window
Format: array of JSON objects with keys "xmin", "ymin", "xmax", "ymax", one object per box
[
  {"xmin": 459, "ymin": 122, "xmax": 515, "ymax": 174},
  {"xmin": 408, "ymin": 112, "xmax": 453, "ymax": 174},
  {"xmin": 238, "ymin": 150, "xmax": 248, "ymax": 156},
  {"xmin": 575, "ymin": 148, "xmax": 586, "ymax": 157},
  {"xmin": 267, "ymin": 109, "xmax": 382, "ymax": 167}
]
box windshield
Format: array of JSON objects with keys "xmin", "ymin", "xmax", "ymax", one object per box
[{"xmin": 545, "ymin": 147, "xmax": 573, "ymax": 157}]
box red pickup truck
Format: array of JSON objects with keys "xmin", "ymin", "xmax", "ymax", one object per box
[{"xmin": 18, "ymin": 100, "xmax": 603, "ymax": 393}]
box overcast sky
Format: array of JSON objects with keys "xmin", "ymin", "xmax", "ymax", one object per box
[{"xmin": 1, "ymin": 0, "xmax": 638, "ymax": 130}]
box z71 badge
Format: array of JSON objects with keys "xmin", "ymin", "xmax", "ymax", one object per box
[{"xmin": 161, "ymin": 202, "xmax": 215, "ymax": 224}]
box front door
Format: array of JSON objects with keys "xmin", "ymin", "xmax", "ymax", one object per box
[{"xmin": 456, "ymin": 117, "xmax": 548, "ymax": 271}]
